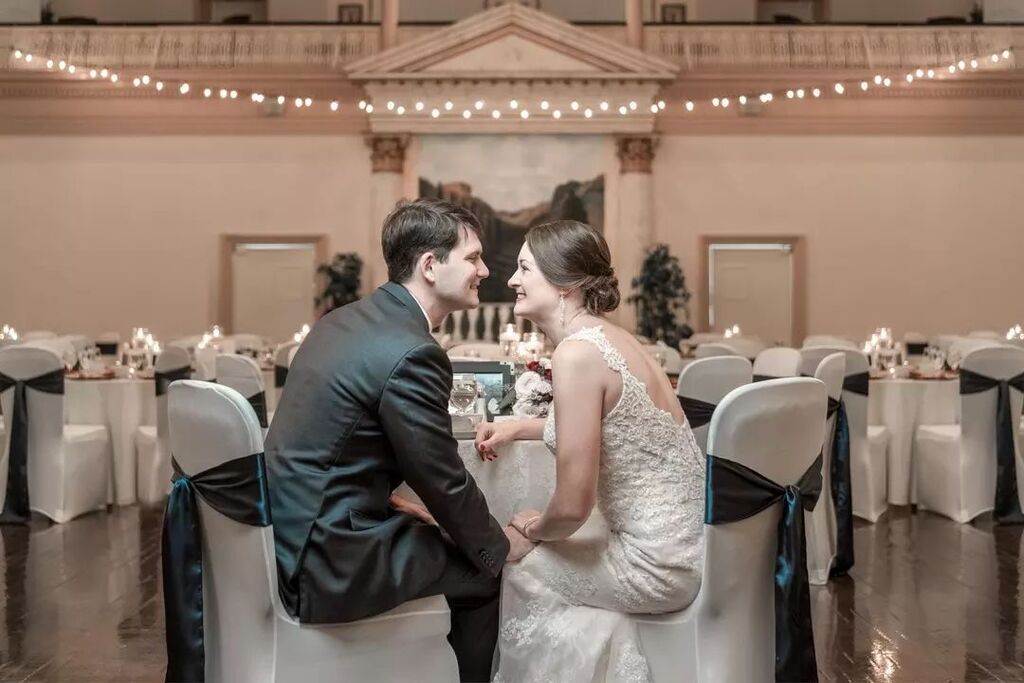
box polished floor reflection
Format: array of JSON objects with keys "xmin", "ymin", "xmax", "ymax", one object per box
[{"xmin": 0, "ymin": 506, "xmax": 1021, "ymax": 681}]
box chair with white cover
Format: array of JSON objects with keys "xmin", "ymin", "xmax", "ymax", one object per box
[
  {"xmin": 752, "ymin": 347, "xmax": 800, "ymax": 382},
  {"xmin": 676, "ymin": 356, "xmax": 752, "ymax": 454},
  {"xmin": 163, "ymin": 380, "xmax": 459, "ymax": 682},
  {"xmin": 915, "ymin": 346, "xmax": 1024, "ymax": 523},
  {"xmin": 800, "ymin": 352, "xmax": 846, "ymax": 585},
  {"xmin": 272, "ymin": 342, "xmax": 299, "ymax": 409},
  {"xmin": 685, "ymin": 332, "xmax": 723, "ymax": 347},
  {"xmin": 20, "ymin": 331, "xmax": 57, "ymax": 342},
  {"xmin": 216, "ymin": 354, "xmax": 270, "ymax": 430},
  {"xmin": 694, "ymin": 343, "xmax": 738, "ymax": 360},
  {"xmin": 193, "ymin": 346, "xmax": 218, "ymax": 381},
  {"xmin": 969, "ymin": 330, "xmax": 1005, "ymax": 341},
  {"xmin": 803, "ymin": 335, "xmax": 858, "ymax": 350},
  {"xmin": 446, "ymin": 342, "xmax": 505, "ymax": 360},
  {"xmin": 229, "ymin": 333, "xmax": 266, "ymax": 354},
  {"xmin": 642, "ymin": 343, "xmax": 684, "ymax": 374},
  {"xmin": 135, "ymin": 346, "xmax": 192, "ymax": 505},
  {"xmin": 633, "ymin": 378, "xmax": 828, "ymax": 683},
  {"xmin": 721, "ymin": 336, "xmax": 765, "ymax": 360},
  {"xmin": 800, "ymin": 346, "xmax": 889, "ymax": 522},
  {"xmin": 0, "ymin": 346, "xmax": 109, "ymax": 523}
]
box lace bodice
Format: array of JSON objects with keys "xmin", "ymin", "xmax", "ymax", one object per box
[{"xmin": 543, "ymin": 326, "xmax": 705, "ymax": 543}]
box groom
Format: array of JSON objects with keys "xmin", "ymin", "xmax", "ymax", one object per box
[{"xmin": 265, "ymin": 198, "xmax": 534, "ymax": 682}]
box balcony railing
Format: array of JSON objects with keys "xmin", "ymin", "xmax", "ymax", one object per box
[{"xmin": 2, "ymin": 24, "xmax": 1019, "ymax": 73}]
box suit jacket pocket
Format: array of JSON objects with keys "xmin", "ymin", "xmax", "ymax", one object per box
[{"xmin": 349, "ymin": 508, "xmax": 390, "ymax": 532}]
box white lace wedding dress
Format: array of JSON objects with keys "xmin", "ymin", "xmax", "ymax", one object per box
[{"xmin": 494, "ymin": 326, "xmax": 706, "ymax": 683}]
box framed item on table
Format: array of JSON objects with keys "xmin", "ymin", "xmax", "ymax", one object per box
[{"xmin": 450, "ymin": 360, "xmax": 516, "ymax": 421}]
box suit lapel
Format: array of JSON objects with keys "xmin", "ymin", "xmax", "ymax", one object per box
[{"xmin": 379, "ymin": 282, "xmax": 432, "ymax": 334}]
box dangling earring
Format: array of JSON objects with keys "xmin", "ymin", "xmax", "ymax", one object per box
[{"xmin": 558, "ymin": 293, "xmax": 566, "ymax": 327}]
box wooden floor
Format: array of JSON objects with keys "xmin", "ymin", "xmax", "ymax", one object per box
[{"xmin": 0, "ymin": 505, "xmax": 1022, "ymax": 682}]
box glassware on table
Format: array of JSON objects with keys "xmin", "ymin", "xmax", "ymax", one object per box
[
  {"xmin": 62, "ymin": 347, "xmax": 78, "ymax": 372},
  {"xmin": 123, "ymin": 345, "xmax": 147, "ymax": 377},
  {"xmin": 449, "ymin": 374, "xmax": 481, "ymax": 416},
  {"xmin": 947, "ymin": 347, "xmax": 962, "ymax": 372},
  {"xmin": 498, "ymin": 324, "xmax": 520, "ymax": 357}
]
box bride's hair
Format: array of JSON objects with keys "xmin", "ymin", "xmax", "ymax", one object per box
[{"xmin": 525, "ymin": 220, "xmax": 620, "ymax": 315}]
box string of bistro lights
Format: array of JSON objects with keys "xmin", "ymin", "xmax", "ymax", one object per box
[{"xmin": 7, "ymin": 45, "xmax": 1015, "ymax": 120}]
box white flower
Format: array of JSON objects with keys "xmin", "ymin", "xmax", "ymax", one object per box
[
  {"xmin": 515, "ymin": 371, "xmax": 544, "ymax": 396},
  {"xmin": 539, "ymin": 357, "xmax": 552, "ymax": 371}
]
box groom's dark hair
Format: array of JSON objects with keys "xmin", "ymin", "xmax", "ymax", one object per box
[{"xmin": 381, "ymin": 198, "xmax": 483, "ymax": 283}]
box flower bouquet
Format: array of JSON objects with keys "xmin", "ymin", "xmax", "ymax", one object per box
[{"xmin": 512, "ymin": 358, "xmax": 553, "ymax": 417}]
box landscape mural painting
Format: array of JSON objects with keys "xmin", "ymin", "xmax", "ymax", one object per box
[{"xmin": 417, "ymin": 135, "xmax": 607, "ymax": 304}]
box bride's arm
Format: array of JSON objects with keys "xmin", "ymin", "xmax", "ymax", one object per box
[{"xmin": 518, "ymin": 342, "xmax": 603, "ymax": 542}]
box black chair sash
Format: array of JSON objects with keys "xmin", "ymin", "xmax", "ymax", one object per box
[
  {"xmin": 906, "ymin": 342, "xmax": 927, "ymax": 355},
  {"xmin": 959, "ymin": 367, "xmax": 1024, "ymax": 524},
  {"xmin": 274, "ymin": 364, "xmax": 288, "ymax": 389},
  {"xmin": 678, "ymin": 395, "xmax": 716, "ymax": 428},
  {"xmin": 96, "ymin": 341, "xmax": 119, "ymax": 356},
  {"xmin": 753, "ymin": 373, "xmax": 780, "ymax": 383},
  {"xmin": 246, "ymin": 391, "xmax": 269, "ymax": 429},
  {"xmin": 706, "ymin": 452, "xmax": 822, "ymax": 682},
  {"xmin": 825, "ymin": 396, "xmax": 854, "ymax": 577},
  {"xmin": 162, "ymin": 453, "xmax": 272, "ymax": 683},
  {"xmin": 155, "ymin": 366, "xmax": 192, "ymax": 397},
  {"xmin": 0, "ymin": 368, "xmax": 64, "ymax": 524},
  {"xmin": 842, "ymin": 371, "xmax": 870, "ymax": 397}
]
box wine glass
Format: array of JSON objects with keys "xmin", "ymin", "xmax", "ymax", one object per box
[
  {"xmin": 62, "ymin": 348, "xmax": 78, "ymax": 373},
  {"xmin": 449, "ymin": 374, "xmax": 480, "ymax": 416}
]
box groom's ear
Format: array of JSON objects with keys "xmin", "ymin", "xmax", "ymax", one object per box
[{"xmin": 418, "ymin": 251, "xmax": 438, "ymax": 285}]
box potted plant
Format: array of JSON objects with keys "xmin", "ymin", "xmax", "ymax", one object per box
[
  {"xmin": 315, "ymin": 252, "xmax": 363, "ymax": 316},
  {"xmin": 627, "ymin": 244, "xmax": 693, "ymax": 349}
]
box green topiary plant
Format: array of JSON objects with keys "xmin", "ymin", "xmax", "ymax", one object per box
[
  {"xmin": 316, "ymin": 252, "xmax": 363, "ymax": 315},
  {"xmin": 627, "ymin": 244, "xmax": 693, "ymax": 348}
]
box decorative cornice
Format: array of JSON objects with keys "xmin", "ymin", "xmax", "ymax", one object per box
[
  {"xmin": 616, "ymin": 136, "xmax": 657, "ymax": 173},
  {"xmin": 366, "ymin": 134, "xmax": 408, "ymax": 172}
]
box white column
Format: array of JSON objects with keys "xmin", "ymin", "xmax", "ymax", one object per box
[
  {"xmin": 381, "ymin": 0, "xmax": 399, "ymax": 49},
  {"xmin": 625, "ymin": 0, "xmax": 643, "ymax": 49},
  {"xmin": 615, "ymin": 136, "xmax": 656, "ymax": 331},
  {"xmin": 366, "ymin": 135, "xmax": 409, "ymax": 291}
]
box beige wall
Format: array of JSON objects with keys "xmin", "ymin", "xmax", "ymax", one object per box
[
  {"xmin": 0, "ymin": 135, "xmax": 370, "ymax": 341},
  {"xmin": 653, "ymin": 135, "xmax": 1024, "ymax": 341}
]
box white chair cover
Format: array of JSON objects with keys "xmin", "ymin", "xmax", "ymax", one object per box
[
  {"xmin": 968, "ymin": 330, "xmax": 1005, "ymax": 341},
  {"xmin": 20, "ymin": 331, "xmax": 57, "ymax": 341},
  {"xmin": 916, "ymin": 346, "xmax": 1024, "ymax": 523},
  {"xmin": 272, "ymin": 341, "xmax": 299, "ymax": 408},
  {"xmin": 0, "ymin": 346, "xmax": 109, "ymax": 523},
  {"xmin": 229, "ymin": 333, "xmax": 266, "ymax": 353},
  {"xmin": 216, "ymin": 354, "xmax": 269, "ymax": 429},
  {"xmin": 802, "ymin": 352, "xmax": 845, "ymax": 585},
  {"xmin": 136, "ymin": 346, "xmax": 191, "ymax": 505},
  {"xmin": 676, "ymin": 356, "xmax": 752, "ymax": 454},
  {"xmin": 641, "ymin": 343, "xmax": 685, "ymax": 374},
  {"xmin": 685, "ymin": 333, "xmax": 723, "ymax": 347},
  {"xmin": 752, "ymin": 347, "xmax": 800, "ymax": 381},
  {"xmin": 446, "ymin": 342, "xmax": 505, "ymax": 360},
  {"xmin": 694, "ymin": 343, "xmax": 738, "ymax": 360},
  {"xmin": 800, "ymin": 346, "xmax": 889, "ymax": 522},
  {"xmin": 633, "ymin": 378, "xmax": 827, "ymax": 683},
  {"xmin": 166, "ymin": 380, "xmax": 459, "ymax": 682},
  {"xmin": 803, "ymin": 335, "xmax": 859, "ymax": 350},
  {"xmin": 721, "ymin": 336, "xmax": 765, "ymax": 360}
]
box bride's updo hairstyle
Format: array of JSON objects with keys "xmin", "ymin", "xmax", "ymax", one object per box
[{"xmin": 525, "ymin": 220, "xmax": 620, "ymax": 315}]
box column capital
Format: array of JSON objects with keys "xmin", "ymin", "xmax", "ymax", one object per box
[
  {"xmin": 366, "ymin": 134, "xmax": 409, "ymax": 173},
  {"xmin": 616, "ymin": 135, "xmax": 658, "ymax": 174}
]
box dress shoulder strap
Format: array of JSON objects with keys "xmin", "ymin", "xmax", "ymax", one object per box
[{"xmin": 563, "ymin": 326, "xmax": 628, "ymax": 374}]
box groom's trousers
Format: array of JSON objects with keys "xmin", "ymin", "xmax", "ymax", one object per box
[{"xmin": 415, "ymin": 539, "xmax": 502, "ymax": 683}]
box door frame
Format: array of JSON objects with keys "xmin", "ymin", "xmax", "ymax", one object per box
[
  {"xmin": 219, "ymin": 234, "xmax": 328, "ymax": 334},
  {"xmin": 697, "ymin": 235, "xmax": 806, "ymax": 345}
]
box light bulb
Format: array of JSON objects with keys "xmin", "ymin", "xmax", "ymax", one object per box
[
  {"xmin": 179, "ymin": 83, "xmax": 190, "ymax": 94},
  {"xmin": 786, "ymin": 90, "xmax": 794, "ymax": 99},
  {"xmin": 491, "ymin": 109, "xmax": 501, "ymax": 119},
  {"xmin": 874, "ymin": 75, "xmax": 883, "ymax": 85},
  {"xmin": 600, "ymin": 101, "xmax": 609, "ymax": 111},
  {"xmin": 570, "ymin": 100, "xmax": 579, "ymax": 111},
  {"xmin": 142, "ymin": 75, "xmax": 150, "ymax": 85},
  {"xmin": 13, "ymin": 50, "xmax": 21, "ymax": 59},
  {"xmin": 109, "ymin": 73, "xmax": 118, "ymax": 83},
  {"xmin": 834, "ymin": 83, "xmax": 844, "ymax": 94},
  {"xmin": 970, "ymin": 59, "xmax": 978, "ymax": 69},
  {"xmin": 220, "ymin": 88, "xmax": 228, "ymax": 99},
  {"xmin": 89, "ymin": 69, "xmax": 98, "ymax": 78},
  {"xmin": 685, "ymin": 100, "xmax": 694, "ymax": 111},
  {"xmin": 905, "ymin": 73, "xmax": 914, "ymax": 82},
  {"xmin": 712, "ymin": 97, "xmax": 721, "ymax": 107},
  {"xmin": 156, "ymin": 81, "xmax": 164, "ymax": 91},
  {"xmin": 415, "ymin": 101, "xmax": 424, "ymax": 111},
  {"xmin": 386, "ymin": 100, "xmax": 395, "ymax": 110},
  {"xmin": 330, "ymin": 100, "xmax": 339, "ymax": 111},
  {"xmin": 444, "ymin": 100, "xmax": 453, "ymax": 111},
  {"xmin": 628, "ymin": 100, "xmax": 638, "ymax": 111},
  {"xmin": 583, "ymin": 108, "xmax": 593, "ymax": 118},
  {"xmin": 474, "ymin": 99, "xmax": 484, "ymax": 110},
  {"xmin": 861, "ymin": 81, "xmax": 869, "ymax": 91},
  {"xmin": 431, "ymin": 108, "xmax": 440, "ymax": 118},
  {"xmin": 927, "ymin": 69, "xmax": 935, "ymax": 78},
  {"xmin": 796, "ymin": 90, "xmax": 804, "ymax": 99},
  {"xmin": 948, "ymin": 64, "xmax": 957, "ymax": 74},
  {"xmin": 520, "ymin": 109, "xmax": 529, "ymax": 119},
  {"xmin": 992, "ymin": 54, "xmax": 1000, "ymax": 63},
  {"xmin": 58, "ymin": 60, "xmax": 66, "ymax": 70},
  {"xmin": 46, "ymin": 59, "xmax": 54, "ymax": 69},
  {"xmin": 958, "ymin": 60, "xmax": 966, "ymax": 70},
  {"xmin": 916, "ymin": 68, "xmax": 925, "ymax": 78},
  {"xmin": 203, "ymin": 87, "xmax": 212, "ymax": 97},
  {"xmin": 295, "ymin": 97, "xmax": 303, "ymax": 107},
  {"xmin": 277, "ymin": 95, "xmax": 285, "ymax": 104},
  {"xmin": 883, "ymin": 77, "xmax": 892, "ymax": 87},
  {"xmin": 133, "ymin": 77, "xmax": 141, "ymax": 87},
  {"xmin": 552, "ymin": 110, "xmax": 561, "ymax": 119},
  {"xmin": 1003, "ymin": 49, "xmax": 1011, "ymax": 59},
  {"xmin": 100, "ymin": 68, "xmax": 109, "ymax": 78},
  {"xmin": 231, "ymin": 90, "xmax": 238, "ymax": 99},
  {"xmin": 721, "ymin": 97, "xmax": 729, "ymax": 107},
  {"xmin": 23, "ymin": 54, "xmax": 32, "ymax": 62},
  {"xmin": 358, "ymin": 100, "xmax": 366, "ymax": 110},
  {"xmin": 396, "ymin": 105, "xmax": 405, "ymax": 115},
  {"xmin": 509, "ymin": 99, "xmax": 518, "ymax": 109},
  {"xmin": 68, "ymin": 65, "xmax": 76, "ymax": 74},
  {"xmin": 619, "ymin": 105, "xmax": 628, "ymax": 115},
  {"xmin": 658, "ymin": 100, "xmax": 666, "ymax": 110},
  {"xmin": 540, "ymin": 100, "xmax": 549, "ymax": 110},
  {"xmin": 650, "ymin": 103, "xmax": 659, "ymax": 113},
  {"xmin": 365, "ymin": 104, "xmax": 373, "ymax": 113},
  {"xmin": 462, "ymin": 109, "xmax": 471, "ymax": 119}
]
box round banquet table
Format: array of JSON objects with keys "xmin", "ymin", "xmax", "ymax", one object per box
[
  {"xmin": 65, "ymin": 377, "xmax": 156, "ymax": 506},
  {"xmin": 867, "ymin": 377, "xmax": 959, "ymax": 506},
  {"xmin": 394, "ymin": 438, "xmax": 555, "ymax": 525}
]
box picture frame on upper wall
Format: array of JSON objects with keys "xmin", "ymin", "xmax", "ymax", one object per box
[
  {"xmin": 337, "ymin": 3, "xmax": 364, "ymax": 23},
  {"xmin": 660, "ymin": 3, "xmax": 688, "ymax": 23}
]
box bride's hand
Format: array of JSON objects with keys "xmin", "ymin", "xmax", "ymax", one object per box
[
  {"xmin": 475, "ymin": 421, "xmax": 519, "ymax": 461},
  {"xmin": 509, "ymin": 509, "xmax": 543, "ymax": 538}
]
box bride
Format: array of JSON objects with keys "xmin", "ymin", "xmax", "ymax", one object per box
[{"xmin": 475, "ymin": 220, "xmax": 706, "ymax": 682}]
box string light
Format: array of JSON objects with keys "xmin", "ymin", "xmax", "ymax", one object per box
[
  {"xmin": 462, "ymin": 109, "xmax": 472, "ymax": 119},
  {"xmin": 509, "ymin": 99, "xmax": 519, "ymax": 110},
  {"xmin": 203, "ymin": 87, "xmax": 212, "ymax": 97},
  {"xmin": 155, "ymin": 81, "xmax": 164, "ymax": 91},
  {"xmin": 583, "ymin": 108, "xmax": 593, "ymax": 118},
  {"xmin": 600, "ymin": 101, "xmax": 609, "ymax": 111},
  {"xmin": 628, "ymin": 100, "xmax": 638, "ymax": 111},
  {"xmin": 431, "ymin": 108, "xmax": 440, "ymax": 118},
  {"xmin": 396, "ymin": 105, "xmax": 405, "ymax": 115},
  {"xmin": 109, "ymin": 73, "xmax": 118, "ymax": 83},
  {"xmin": 415, "ymin": 101, "xmax": 424, "ymax": 111},
  {"xmin": 474, "ymin": 100, "xmax": 484, "ymax": 110},
  {"xmin": 444, "ymin": 100, "xmax": 453, "ymax": 111},
  {"xmin": 540, "ymin": 100, "xmax": 549, "ymax": 110},
  {"xmin": 570, "ymin": 100, "xmax": 579, "ymax": 111},
  {"xmin": 358, "ymin": 100, "xmax": 366, "ymax": 110},
  {"xmin": 491, "ymin": 109, "xmax": 501, "ymax": 119},
  {"xmin": 330, "ymin": 100, "xmax": 339, "ymax": 111},
  {"xmin": 618, "ymin": 105, "xmax": 628, "ymax": 115},
  {"xmin": 685, "ymin": 100, "xmax": 694, "ymax": 111},
  {"xmin": 179, "ymin": 83, "xmax": 190, "ymax": 94},
  {"xmin": 552, "ymin": 109, "xmax": 561, "ymax": 119},
  {"xmin": 364, "ymin": 104, "xmax": 373, "ymax": 113},
  {"xmin": 520, "ymin": 109, "xmax": 529, "ymax": 119},
  {"xmin": 834, "ymin": 83, "xmax": 844, "ymax": 94}
]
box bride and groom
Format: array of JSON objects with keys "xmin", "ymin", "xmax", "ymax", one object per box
[{"xmin": 265, "ymin": 198, "xmax": 706, "ymax": 682}]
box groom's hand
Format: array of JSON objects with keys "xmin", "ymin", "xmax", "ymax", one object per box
[
  {"xmin": 389, "ymin": 493, "xmax": 437, "ymax": 526},
  {"xmin": 503, "ymin": 525, "xmax": 537, "ymax": 562}
]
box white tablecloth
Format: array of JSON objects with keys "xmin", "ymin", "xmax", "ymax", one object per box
[
  {"xmin": 868, "ymin": 378, "xmax": 959, "ymax": 505},
  {"xmin": 65, "ymin": 378, "xmax": 156, "ymax": 506},
  {"xmin": 395, "ymin": 439, "xmax": 554, "ymax": 526}
]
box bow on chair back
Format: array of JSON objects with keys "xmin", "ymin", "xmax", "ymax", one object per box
[
  {"xmin": 161, "ymin": 381, "xmax": 275, "ymax": 683},
  {"xmin": 958, "ymin": 346, "xmax": 1024, "ymax": 524},
  {"xmin": 0, "ymin": 347, "xmax": 66, "ymax": 523},
  {"xmin": 701, "ymin": 378, "xmax": 827, "ymax": 682}
]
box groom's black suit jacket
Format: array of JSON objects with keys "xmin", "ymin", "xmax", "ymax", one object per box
[{"xmin": 266, "ymin": 281, "xmax": 509, "ymax": 623}]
